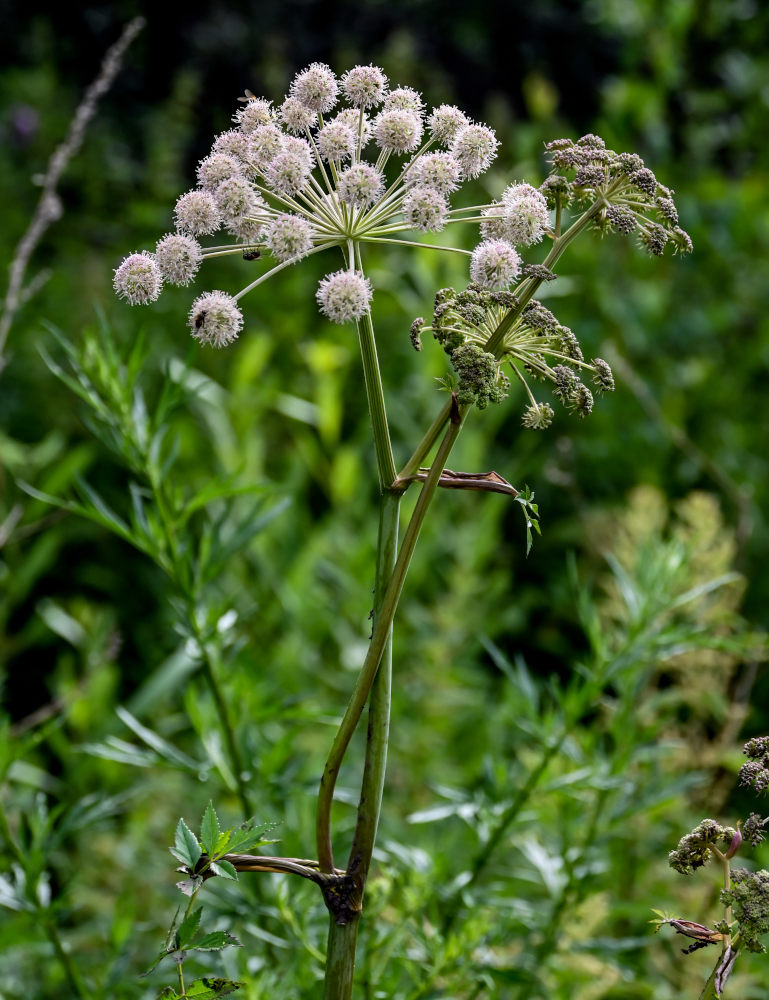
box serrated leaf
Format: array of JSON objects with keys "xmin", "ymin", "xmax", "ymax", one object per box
[
  {"xmin": 209, "ymin": 859, "xmax": 237, "ymax": 880},
  {"xmin": 174, "ymin": 818, "xmax": 201, "ymax": 870},
  {"xmin": 156, "ymin": 987, "xmax": 180, "ymax": 999},
  {"xmin": 187, "ymin": 931, "xmax": 241, "ymax": 952},
  {"xmin": 222, "ymin": 820, "xmax": 278, "ymax": 855},
  {"xmin": 200, "ymin": 801, "xmax": 220, "ymax": 857},
  {"xmin": 177, "ymin": 907, "xmax": 203, "ymax": 948}
]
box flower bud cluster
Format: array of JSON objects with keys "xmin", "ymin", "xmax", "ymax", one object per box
[
  {"xmin": 542, "ymin": 135, "xmax": 693, "ymax": 257},
  {"xmin": 720, "ymin": 868, "xmax": 769, "ymax": 953},
  {"xmin": 422, "ymin": 284, "xmax": 613, "ymax": 425},
  {"xmin": 740, "ymin": 736, "xmax": 769, "ymax": 794},
  {"xmin": 668, "ymin": 819, "xmax": 737, "ymax": 875}
]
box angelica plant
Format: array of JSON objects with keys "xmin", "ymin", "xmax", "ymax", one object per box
[
  {"xmin": 109, "ymin": 62, "xmax": 695, "ymax": 999},
  {"xmin": 657, "ymin": 738, "xmax": 769, "ymax": 997}
]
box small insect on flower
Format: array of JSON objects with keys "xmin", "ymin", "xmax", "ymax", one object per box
[{"xmin": 242, "ymin": 249, "xmax": 262, "ymax": 261}]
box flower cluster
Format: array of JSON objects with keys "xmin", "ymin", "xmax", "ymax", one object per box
[
  {"xmin": 668, "ymin": 819, "xmax": 737, "ymax": 875},
  {"xmin": 740, "ymin": 736, "xmax": 769, "ymax": 794},
  {"xmin": 720, "ymin": 868, "xmax": 769, "ymax": 953},
  {"xmin": 541, "ymin": 134, "xmax": 693, "ymax": 256},
  {"xmin": 416, "ymin": 283, "xmax": 614, "ymax": 424},
  {"xmin": 114, "ymin": 62, "xmax": 509, "ymax": 345}
]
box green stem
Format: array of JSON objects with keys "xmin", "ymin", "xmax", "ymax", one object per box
[
  {"xmin": 394, "ymin": 397, "xmax": 454, "ymax": 484},
  {"xmin": 484, "ymin": 197, "xmax": 606, "ymax": 357},
  {"xmin": 698, "ymin": 935, "xmax": 741, "ymax": 1000},
  {"xmin": 354, "ymin": 246, "xmax": 397, "ymax": 488},
  {"xmin": 0, "ymin": 799, "xmax": 90, "ymax": 998},
  {"xmin": 323, "ymin": 921, "xmax": 360, "ymax": 1000},
  {"xmin": 440, "ymin": 734, "xmax": 565, "ymax": 936},
  {"xmin": 196, "ymin": 634, "xmax": 254, "ymax": 818},
  {"xmin": 316, "ymin": 399, "xmax": 464, "ymax": 875},
  {"xmin": 147, "ymin": 468, "xmax": 253, "ymax": 819},
  {"xmin": 43, "ymin": 917, "xmax": 91, "ymax": 1000},
  {"xmin": 346, "ymin": 492, "xmax": 401, "ymax": 885}
]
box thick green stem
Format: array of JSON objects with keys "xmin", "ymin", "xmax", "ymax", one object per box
[
  {"xmin": 484, "ymin": 198, "xmax": 605, "ymax": 356},
  {"xmin": 347, "ymin": 493, "xmax": 401, "ymax": 884},
  {"xmin": 323, "ymin": 920, "xmax": 360, "ymax": 1000},
  {"xmin": 316, "ymin": 400, "xmax": 463, "ymax": 877},
  {"xmin": 698, "ymin": 935, "xmax": 741, "ymax": 1000}
]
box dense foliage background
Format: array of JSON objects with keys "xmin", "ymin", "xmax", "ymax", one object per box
[{"xmin": 1, "ymin": 1, "xmax": 768, "ymax": 997}]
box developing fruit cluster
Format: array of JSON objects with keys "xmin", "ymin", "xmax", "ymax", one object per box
[{"xmin": 412, "ymin": 283, "xmax": 615, "ymax": 427}]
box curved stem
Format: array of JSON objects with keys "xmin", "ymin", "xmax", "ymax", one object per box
[
  {"xmin": 316, "ymin": 398, "xmax": 464, "ymax": 874},
  {"xmin": 347, "ymin": 492, "xmax": 400, "ymax": 879}
]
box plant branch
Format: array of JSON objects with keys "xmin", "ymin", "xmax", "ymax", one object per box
[
  {"xmin": 316, "ymin": 396, "xmax": 464, "ymax": 876},
  {"xmin": 0, "ymin": 17, "xmax": 145, "ymax": 368}
]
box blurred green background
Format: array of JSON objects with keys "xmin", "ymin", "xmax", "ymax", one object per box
[{"xmin": 1, "ymin": 1, "xmax": 768, "ymax": 997}]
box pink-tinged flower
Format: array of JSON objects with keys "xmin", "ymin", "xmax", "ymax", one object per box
[
  {"xmin": 211, "ymin": 129, "xmax": 251, "ymax": 165},
  {"xmin": 469, "ymin": 239, "xmax": 522, "ymax": 289},
  {"xmin": 189, "ymin": 290, "xmax": 243, "ymax": 348},
  {"xmin": 409, "ymin": 152, "xmax": 461, "ymax": 194},
  {"xmin": 316, "ymin": 120, "xmax": 356, "ymax": 163},
  {"xmin": 196, "ymin": 153, "xmax": 243, "ymax": 192},
  {"xmin": 247, "ymin": 125, "xmax": 284, "ymax": 171},
  {"xmin": 374, "ymin": 109, "xmax": 423, "ymax": 154},
  {"xmin": 403, "ymin": 185, "xmax": 448, "ymax": 232},
  {"xmin": 451, "ymin": 123, "xmax": 499, "ymax": 179},
  {"xmin": 316, "ymin": 269, "xmax": 372, "ymax": 323},
  {"xmin": 280, "ymin": 96, "xmax": 317, "ymax": 134},
  {"xmin": 233, "ymin": 98, "xmax": 273, "ymax": 133},
  {"xmin": 154, "ymin": 234, "xmax": 203, "ymax": 286},
  {"xmin": 113, "ymin": 252, "xmax": 162, "ymax": 304},
  {"xmin": 383, "ymin": 86, "xmax": 424, "ymax": 117},
  {"xmin": 337, "ymin": 163, "xmax": 385, "ymax": 208},
  {"xmin": 290, "ymin": 62, "xmax": 338, "ymax": 113},
  {"xmin": 481, "ymin": 183, "xmax": 550, "ymax": 246},
  {"xmin": 428, "ymin": 105, "xmax": 469, "ymax": 145},
  {"xmin": 215, "ymin": 176, "xmax": 262, "ymax": 225},
  {"xmin": 266, "ymin": 213, "xmax": 314, "ymax": 261},
  {"xmin": 342, "ymin": 65, "xmax": 388, "ymax": 107},
  {"xmin": 174, "ymin": 189, "xmax": 221, "ymax": 236}
]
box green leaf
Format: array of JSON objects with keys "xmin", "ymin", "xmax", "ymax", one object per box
[
  {"xmin": 209, "ymin": 859, "xmax": 238, "ymax": 880},
  {"xmin": 187, "ymin": 930, "xmax": 241, "ymax": 952},
  {"xmin": 223, "ymin": 820, "xmax": 278, "ymax": 855},
  {"xmin": 177, "ymin": 907, "xmax": 203, "ymax": 947},
  {"xmin": 116, "ymin": 707, "xmax": 202, "ymax": 770},
  {"xmin": 200, "ymin": 801, "xmax": 220, "ymax": 857},
  {"xmin": 173, "ymin": 818, "xmax": 201, "ymax": 870}
]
